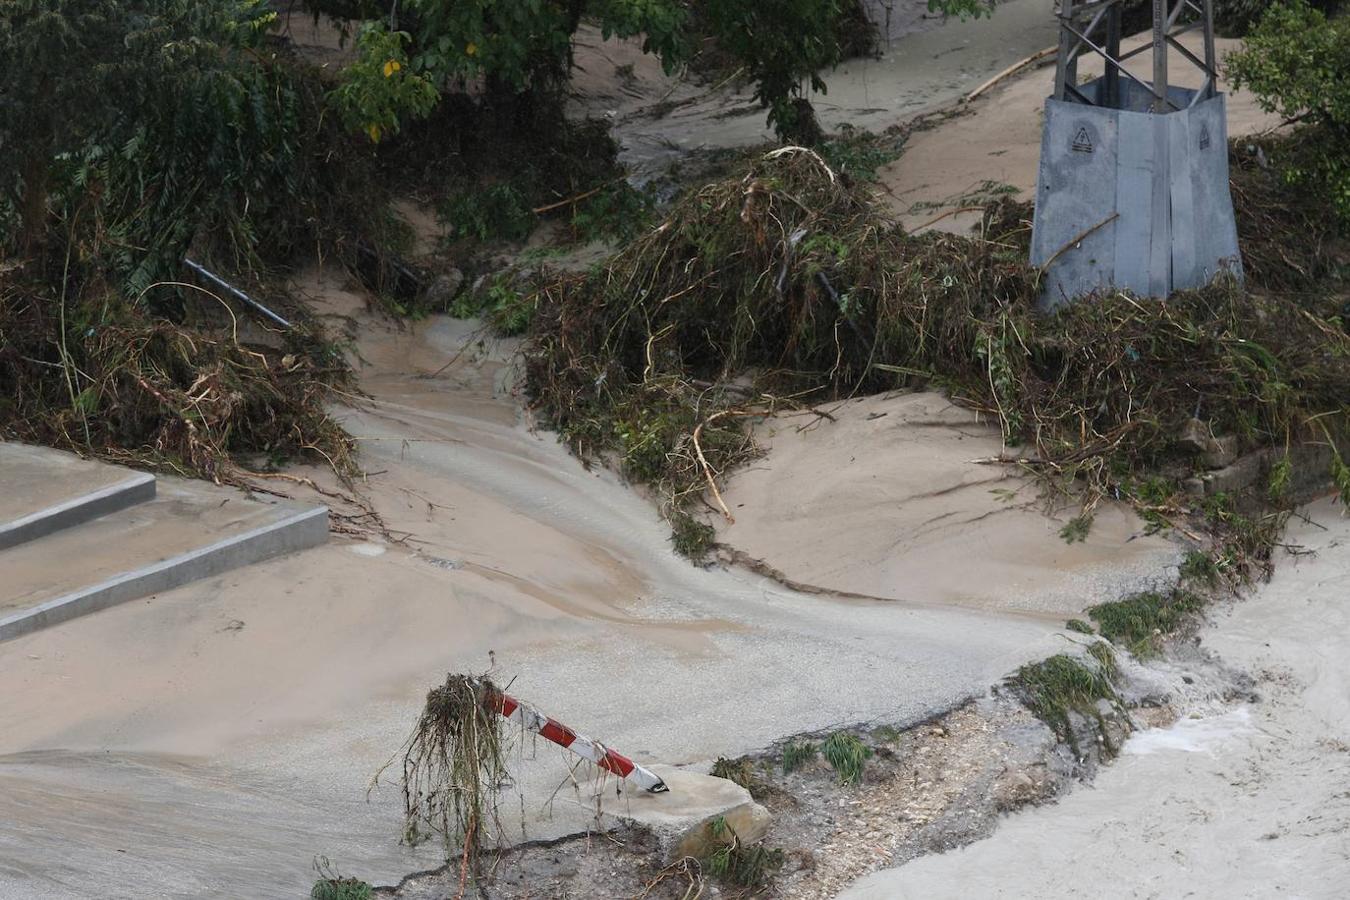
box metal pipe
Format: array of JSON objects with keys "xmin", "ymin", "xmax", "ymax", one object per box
[{"xmin": 183, "ymin": 258, "xmax": 293, "ymax": 330}]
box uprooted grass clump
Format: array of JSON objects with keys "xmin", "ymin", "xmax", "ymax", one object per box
[
  {"xmin": 386, "ymin": 675, "xmax": 509, "ymax": 872},
  {"xmin": 710, "ymin": 756, "xmax": 758, "ymax": 792},
  {"xmin": 522, "ymin": 140, "xmax": 1350, "ymax": 556},
  {"xmin": 0, "ymin": 279, "xmax": 354, "ymax": 486},
  {"xmin": 703, "ymin": 817, "xmax": 786, "ymax": 890},
  {"xmin": 1088, "ymin": 589, "xmax": 1205, "ymax": 656},
  {"xmin": 1012, "ymin": 650, "xmax": 1124, "ymax": 757}
]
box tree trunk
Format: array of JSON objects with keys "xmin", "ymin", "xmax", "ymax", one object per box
[{"xmin": 17, "ymin": 148, "xmax": 50, "ymax": 258}]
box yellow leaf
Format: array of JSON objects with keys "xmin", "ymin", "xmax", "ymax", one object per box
[
  {"xmin": 466, "ymin": 42, "xmax": 478, "ymax": 57},
  {"xmin": 382, "ymin": 59, "xmax": 401, "ymax": 78},
  {"xmin": 367, "ymin": 123, "xmax": 382, "ymax": 143}
]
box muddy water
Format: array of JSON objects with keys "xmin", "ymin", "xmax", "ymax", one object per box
[
  {"xmin": 844, "ymin": 498, "xmax": 1350, "ymax": 899},
  {"xmin": 0, "ymin": 266, "xmax": 1083, "ymax": 898},
  {"xmin": 571, "ymin": 0, "xmax": 1058, "ymax": 175}
]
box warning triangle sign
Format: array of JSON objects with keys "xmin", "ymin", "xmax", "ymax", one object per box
[
  {"xmin": 1199, "ymin": 124, "xmax": 1212, "ymax": 150},
  {"xmin": 1071, "ymin": 127, "xmax": 1093, "ymax": 153}
]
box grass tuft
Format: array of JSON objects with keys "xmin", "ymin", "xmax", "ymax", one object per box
[
  {"xmin": 821, "ymin": 731, "xmax": 872, "ymax": 785},
  {"xmin": 704, "ymin": 817, "xmax": 785, "ymax": 889},
  {"xmin": 1013, "ymin": 653, "xmax": 1121, "ymax": 756},
  {"xmin": 710, "ymin": 756, "xmax": 756, "ymax": 791},
  {"xmin": 781, "ymin": 739, "xmax": 818, "ymax": 773},
  {"xmin": 310, "ymin": 858, "xmax": 372, "ymax": 900},
  {"xmin": 1088, "ymin": 590, "xmax": 1203, "ymax": 656}
]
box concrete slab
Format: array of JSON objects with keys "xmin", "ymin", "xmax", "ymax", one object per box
[
  {"xmin": 0, "ymin": 478, "xmax": 327, "ymax": 641},
  {"xmin": 609, "ymin": 765, "xmax": 771, "ymax": 860},
  {"xmin": 0, "ymin": 443, "xmax": 156, "ymax": 550}
]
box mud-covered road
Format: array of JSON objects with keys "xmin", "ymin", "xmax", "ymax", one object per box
[{"xmin": 844, "ymin": 499, "xmax": 1350, "ymax": 899}]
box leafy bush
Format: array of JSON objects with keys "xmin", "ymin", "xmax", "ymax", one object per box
[
  {"xmin": 441, "ymin": 182, "xmax": 537, "ymax": 243},
  {"xmin": 1226, "ymin": 1, "xmax": 1350, "ymax": 225},
  {"xmin": 331, "ymin": 24, "xmax": 438, "ymax": 143},
  {"xmin": 313, "ymin": 0, "xmax": 987, "ymax": 143},
  {"xmin": 1213, "ymin": 0, "xmax": 1343, "ymax": 36},
  {"xmin": 1, "ymin": 0, "xmax": 398, "ymax": 295}
]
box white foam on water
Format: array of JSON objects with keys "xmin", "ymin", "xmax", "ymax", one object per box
[{"xmin": 1123, "ymin": 706, "xmax": 1253, "ymax": 756}]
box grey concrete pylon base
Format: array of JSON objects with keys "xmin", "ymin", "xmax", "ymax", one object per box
[{"xmin": 1030, "ymin": 78, "xmax": 1243, "ymax": 307}]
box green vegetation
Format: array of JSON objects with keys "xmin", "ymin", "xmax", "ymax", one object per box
[
  {"xmin": 522, "ymin": 142, "xmax": 1350, "ymax": 554},
  {"xmin": 1088, "ymin": 590, "xmax": 1204, "ymax": 656},
  {"xmin": 820, "ymin": 126, "xmax": 905, "ymax": 182},
  {"xmin": 1059, "ymin": 513, "xmax": 1094, "ymax": 544},
  {"xmin": 1013, "ymin": 653, "xmax": 1122, "ymax": 756},
  {"xmin": 781, "ymin": 739, "xmax": 819, "ymax": 772},
  {"xmin": 821, "ymin": 731, "xmax": 872, "ymax": 785},
  {"xmin": 704, "ymin": 816, "xmax": 785, "ymax": 889},
  {"xmin": 1065, "ymin": 618, "xmax": 1095, "ymax": 635},
  {"xmin": 311, "ymin": 876, "xmax": 373, "ymax": 900},
  {"xmin": 450, "ymin": 273, "xmax": 536, "ymax": 335},
  {"xmin": 316, "ymin": 0, "xmax": 986, "ymax": 142},
  {"xmin": 442, "ymin": 181, "xmax": 538, "ymax": 244},
  {"xmin": 710, "ymin": 756, "xmax": 757, "ymax": 792},
  {"xmin": 1201, "ymin": 492, "xmax": 1288, "ymax": 580},
  {"xmin": 669, "ymin": 512, "xmax": 717, "ymax": 558},
  {"xmin": 1227, "ymin": 1, "xmax": 1350, "ymax": 225},
  {"xmin": 0, "ymin": 1, "xmax": 388, "ymax": 484},
  {"xmin": 310, "ymin": 858, "xmax": 373, "ymax": 900},
  {"xmin": 1214, "ymin": 0, "xmax": 1343, "ymax": 37},
  {"xmin": 1179, "ymin": 549, "xmax": 1222, "ymax": 587}
]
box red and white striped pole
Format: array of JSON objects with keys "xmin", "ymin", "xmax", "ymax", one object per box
[{"xmin": 483, "ymin": 685, "xmax": 669, "ymax": 794}]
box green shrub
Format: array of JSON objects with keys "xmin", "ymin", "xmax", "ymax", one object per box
[
  {"xmin": 442, "ymin": 182, "xmax": 536, "ymax": 243},
  {"xmin": 1226, "ymin": 1, "xmax": 1350, "ymax": 226},
  {"xmin": 311, "ymin": 878, "xmax": 372, "ymax": 900},
  {"xmin": 1213, "ymin": 0, "xmax": 1343, "ymax": 36}
]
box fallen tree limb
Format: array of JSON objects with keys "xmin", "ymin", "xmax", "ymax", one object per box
[{"xmin": 964, "ymin": 45, "xmax": 1057, "ymax": 103}]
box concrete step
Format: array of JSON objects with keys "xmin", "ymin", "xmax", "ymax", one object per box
[
  {"xmin": 0, "ymin": 443, "xmax": 156, "ymax": 550},
  {"xmin": 0, "ymin": 476, "xmax": 327, "ymax": 642}
]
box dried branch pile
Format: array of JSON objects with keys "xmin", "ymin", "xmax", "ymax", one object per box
[
  {"xmin": 0, "ymin": 279, "xmax": 354, "ymax": 486},
  {"xmin": 523, "ymin": 143, "xmax": 1350, "ymax": 553}
]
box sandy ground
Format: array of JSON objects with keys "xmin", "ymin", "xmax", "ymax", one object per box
[
  {"xmin": 843, "ymin": 497, "xmax": 1350, "ymax": 898},
  {"xmin": 880, "ymin": 31, "xmax": 1284, "ymax": 233},
  {"xmin": 716, "ymin": 392, "xmax": 1177, "ymax": 615}
]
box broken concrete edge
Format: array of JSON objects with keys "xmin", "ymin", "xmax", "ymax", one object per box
[
  {"xmin": 0, "ymin": 471, "xmax": 156, "ymax": 551},
  {"xmin": 1182, "ymin": 441, "xmax": 1335, "ymax": 502},
  {"xmin": 604, "ymin": 765, "xmax": 772, "ymax": 862},
  {"xmin": 0, "ymin": 504, "xmax": 328, "ymax": 643}
]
